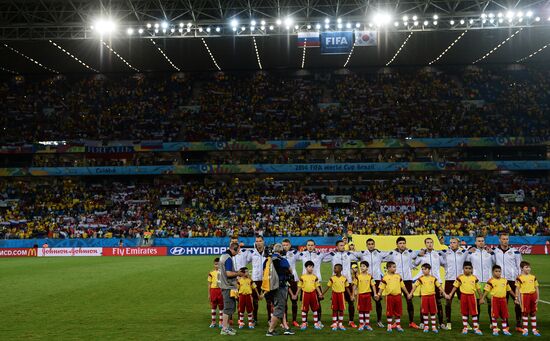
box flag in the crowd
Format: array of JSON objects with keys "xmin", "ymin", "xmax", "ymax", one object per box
[
  {"xmin": 297, "ymin": 32, "xmax": 320, "ymax": 47},
  {"xmin": 354, "ymin": 31, "xmax": 378, "ymax": 46}
]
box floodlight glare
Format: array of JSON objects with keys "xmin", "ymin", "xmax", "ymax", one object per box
[
  {"xmin": 373, "ymin": 12, "xmax": 392, "ymax": 26},
  {"xmin": 93, "ymin": 19, "xmax": 116, "ymax": 34}
]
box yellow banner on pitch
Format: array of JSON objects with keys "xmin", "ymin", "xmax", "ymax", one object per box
[{"xmin": 350, "ymin": 234, "xmax": 448, "ymax": 251}]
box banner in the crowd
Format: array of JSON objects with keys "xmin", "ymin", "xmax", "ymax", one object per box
[
  {"xmin": 499, "ymin": 190, "xmax": 525, "ymax": 203},
  {"xmin": 297, "ymin": 32, "xmax": 320, "ymax": 47},
  {"xmin": 351, "ymin": 234, "xmax": 447, "ymax": 251},
  {"xmin": 379, "ymin": 204, "xmax": 416, "ymax": 213},
  {"xmin": 0, "ymin": 247, "xmax": 37, "ymax": 257},
  {"xmin": 320, "ymin": 31, "xmax": 354, "ymax": 54},
  {"xmin": 325, "ymin": 195, "xmax": 351, "ymax": 204},
  {"xmin": 160, "ymin": 197, "xmax": 184, "ymax": 206},
  {"xmin": 85, "ymin": 146, "xmax": 134, "ymax": 154},
  {"xmin": 2, "ymin": 137, "xmax": 550, "ymax": 154},
  {"xmin": 2, "ymin": 160, "xmax": 550, "ymax": 176},
  {"xmin": 167, "ymin": 246, "xmax": 228, "ymax": 256},
  {"xmin": 37, "ymin": 247, "xmax": 103, "ymax": 257},
  {"xmin": 354, "ymin": 31, "xmax": 377, "ymax": 46},
  {"xmin": 0, "ymin": 199, "xmax": 18, "ymax": 208},
  {"xmin": 102, "ymin": 247, "xmax": 167, "ymax": 256}
]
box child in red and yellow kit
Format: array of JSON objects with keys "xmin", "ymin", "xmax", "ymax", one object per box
[
  {"xmin": 323, "ymin": 263, "xmax": 353, "ymax": 331},
  {"xmin": 377, "ymin": 261, "xmax": 411, "ymax": 333},
  {"xmin": 480, "ymin": 265, "xmax": 516, "ymax": 336},
  {"xmin": 354, "ymin": 261, "xmax": 379, "ymax": 331},
  {"xmin": 448, "ymin": 261, "xmax": 482, "ymax": 336},
  {"xmin": 237, "ymin": 267, "xmax": 261, "ymax": 329},
  {"xmin": 296, "ymin": 260, "xmax": 324, "ymax": 330},
  {"xmin": 409, "ymin": 263, "xmax": 449, "ymax": 334},
  {"xmin": 515, "ymin": 261, "xmax": 541, "ymax": 337},
  {"xmin": 207, "ymin": 257, "xmax": 223, "ymax": 328}
]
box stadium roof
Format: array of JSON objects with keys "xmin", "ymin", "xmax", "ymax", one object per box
[{"xmin": 0, "ymin": 0, "xmax": 549, "ymax": 74}]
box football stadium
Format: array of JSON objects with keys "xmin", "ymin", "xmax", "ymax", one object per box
[{"xmin": 0, "ymin": 0, "xmax": 549, "ymax": 340}]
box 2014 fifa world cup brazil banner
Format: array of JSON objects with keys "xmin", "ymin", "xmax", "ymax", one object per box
[{"xmin": 1, "ymin": 161, "xmax": 550, "ymax": 176}]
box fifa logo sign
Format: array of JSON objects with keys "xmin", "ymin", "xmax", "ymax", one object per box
[
  {"xmin": 320, "ymin": 31, "xmax": 354, "ymax": 54},
  {"xmin": 325, "ymin": 36, "xmax": 349, "ymax": 46}
]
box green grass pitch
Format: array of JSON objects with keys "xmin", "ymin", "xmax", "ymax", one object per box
[{"xmin": 0, "ymin": 255, "xmax": 548, "ymax": 340}]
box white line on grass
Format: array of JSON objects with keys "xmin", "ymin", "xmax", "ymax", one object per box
[{"xmin": 538, "ymin": 299, "xmax": 550, "ymax": 305}]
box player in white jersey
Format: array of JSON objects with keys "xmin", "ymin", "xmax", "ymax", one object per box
[
  {"xmin": 245, "ymin": 236, "xmax": 272, "ymax": 323},
  {"xmin": 466, "ymin": 235, "xmax": 495, "ymax": 323},
  {"xmin": 229, "ymin": 237, "xmax": 250, "ymax": 270},
  {"xmin": 282, "ymin": 238, "xmax": 300, "ymax": 327},
  {"xmin": 493, "ymin": 233, "xmax": 522, "ymax": 332},
  {"xmin": 412, "ymin": 237, "xmax": 445, "ymax": 329},
  {"xmin": 383, "ymin": 236, "xmax": 421, "ymax": 329},
  {"xmin": 295, "ymin": 239, "xmax": 325, "ymax": 323},
  {"xmin": 353, "ymin": 238, "xmax": 388, "ymax": 328},
  {"xmin": 440, "ymin": 237, "xmax": 468, "ymax": 330},
  {"xmin": 322, "ymin": 239, "xmax": 359, "ymax": 328}
]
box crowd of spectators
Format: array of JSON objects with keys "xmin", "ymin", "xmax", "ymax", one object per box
[
  {"xmin": 0, "ymin": 175, "xmax": 548, "ymax": 240},
  {"xmin": 1, "ymin": 67, "xmax": 549, "ymax": 142}
]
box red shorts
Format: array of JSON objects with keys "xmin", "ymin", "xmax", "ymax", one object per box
[
  {"xmin": 421, "ymin": 294, "xmax": 438, "ymax": 315},
  {"xmin": 460, "ymin": 293, "xmax": 478, "ymax": 316},
  {"xmin": 238, "ymin": 294, "xmax": 253, "ymax": 313},
  {"xmin": 210, "ymin": 288, "xmax": 223, "ymax": 309},
  {"xmin": 386, "ymin": 294, "xmax": 402, "ymax": 317},
  {"xmin": 491, "ymin": 297, "xmax": 509, "ymax": 319},
  {"xmin": 521, "ymin": 293, "xmax": 537, "ymax": 315},
  {"xmin": 331, "ymin": 292, "xmax": 346, "ymax": 311},
  {"xmin": 302, "ymin": 291, "xmax": 320, "ymax": 312},
  {"xmin": 358, "ymin": 293, "xmax": 372, "ymax": 312}
]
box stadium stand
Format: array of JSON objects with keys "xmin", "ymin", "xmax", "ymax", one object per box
[
  {"xmin": 1, "ymin": 175, "xmax": 548, "ymax": 239},
  {"xmin": 1, "ymin": 68, "xmax": 549, "ymax": 142}
]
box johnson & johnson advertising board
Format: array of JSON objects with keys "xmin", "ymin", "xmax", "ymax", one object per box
[{"xmin": 38, "ymin": 247, "xmax": 103, "ymax": 257}]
